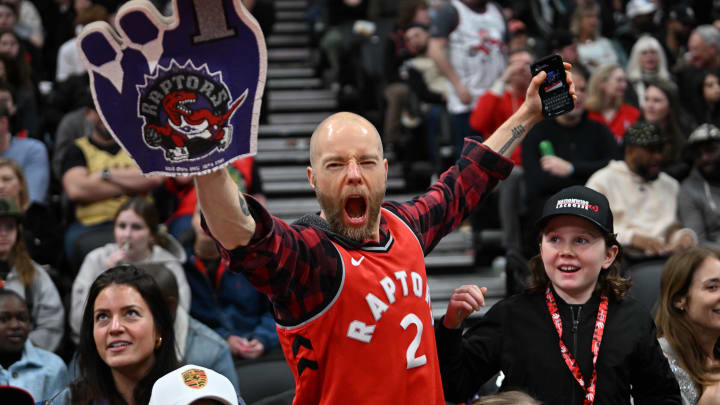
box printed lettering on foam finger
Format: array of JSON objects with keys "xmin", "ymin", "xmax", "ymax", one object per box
[
  {"xmin": 77, "ymin": 0, "xmax": 266, "ymax": 176},
  {"xmin": 346, "ymin": 270, "xmax": 433, "ymax": 370}
]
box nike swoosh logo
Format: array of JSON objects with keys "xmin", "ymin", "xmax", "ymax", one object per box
[{"xmin": 351, "ymin": 256, "xmax": 365, "ymax": 266}]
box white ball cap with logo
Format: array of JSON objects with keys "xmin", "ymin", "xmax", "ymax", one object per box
[{"xmin": 149, "ymin": 364, "xmax": 239, "ymax": 405}]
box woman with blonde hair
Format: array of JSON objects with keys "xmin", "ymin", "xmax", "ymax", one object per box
[
  {"xmin": 0, "ymin": 157, "xmax": 62, "ymax": 266},
  {"xmin": 585, "ymin": 64, "xmax": 641, "ymax": 142},
  {"xmin": 570, "ymin": 4, "xmax": 625, "ymax": 73},
  {"xmin": 70, "ymin": 196, "xmax": 189, "ymax": 345},
  {"xmin": 0, "ymin": 156, "xmax": 28, "ymax": 208},
  {"xmin": 656, "ymin": 247, "xmax": 720, "ymax": 404},
  {"xmin": 626, "ymin": 35, "xmax": 671, "ymax": 109}
]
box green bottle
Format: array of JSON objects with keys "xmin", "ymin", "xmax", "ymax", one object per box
[{"xmin": 539, "ymin": 140, "xmax": 555, "ymax": 156}]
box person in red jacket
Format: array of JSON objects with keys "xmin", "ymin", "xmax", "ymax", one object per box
[
  {"xmin": 469, "ymin": 48, "xmax": 533, "ymax": 166},
  {"xmin": 585, "ymin": 64, "xmax": 641, "ymax": 142}
]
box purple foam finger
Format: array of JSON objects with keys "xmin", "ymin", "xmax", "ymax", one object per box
[
  {"xmin": 81, "ymin": 32, "xmax": 117, "ymax": 67},
  {"xmin": 78, "ymin": 0, "xmax": 266, "ymax": 176},
  {"xmin": 119, "ymin": 11, "xmax": 159, "ymax": 45}
]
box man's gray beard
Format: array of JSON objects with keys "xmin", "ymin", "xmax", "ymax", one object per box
[{"xmin": 315, "ymin": 187, "xmax": 384, "ymax": 243}]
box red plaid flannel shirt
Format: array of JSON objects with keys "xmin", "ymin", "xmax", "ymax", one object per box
[{"xmin": 210, "ymin": 137, "xmax": 513, "ymax": 326}]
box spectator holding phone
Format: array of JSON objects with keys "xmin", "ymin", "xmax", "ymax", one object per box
[{"xmin": 521, "ymin": 64, "xmax": 617, "ymax": 256}]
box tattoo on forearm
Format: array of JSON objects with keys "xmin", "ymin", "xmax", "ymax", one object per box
[
  {"xmin": 499, "ymin": 124, "xmax": 525, "ymax": 155},
  {"xmin": 239, "ymin": 198, "xmax": 250, "ymax": 216}
]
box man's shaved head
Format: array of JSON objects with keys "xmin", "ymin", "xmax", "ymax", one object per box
[
  {"xmin": 306, "ymin": 112, "xmax": 388, "ymax": 242},
  {"xmin": 309, "ymin": 112, "xmax": 383, "ymax": 168}
]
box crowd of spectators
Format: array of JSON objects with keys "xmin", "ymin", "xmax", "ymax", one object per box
[
  {"xmin": 0, "ymin": 1, "xmax": 283, "ymax": 402},
  {"xmin": 309, "ymin": 1, "xmax": 720, "ymax": 399},
  {"xmin": 312, "ymin": 0, "xmax": 720, "ymax": 261},
  {"xmin": 0, "ymin": 0, "xmax": 719, "ymax": 403}
]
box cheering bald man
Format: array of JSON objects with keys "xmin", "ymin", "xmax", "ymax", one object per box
[{"xmin": 195, "ymin": 65, "xmax": 573, "ymax": 404}]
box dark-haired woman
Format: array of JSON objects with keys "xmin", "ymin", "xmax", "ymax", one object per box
[
  {"xmin": 46, "ymin": 265, "xmax": 178, "ymax": 405},
  {"xmin": 70, "ymin": 197, "xmax": 188, "ymax": 344},
  {"xmin": 656, "ymin": 247, "xmax": 720, "ymax": 404},
  {"xmin": 640, "ymin": 78, "xmax": 694, "ymax": 179},
  {"xmin": 436, "ymin": 186, "xmax": 681, "ymax": 404},
  {"xmin": 688, "ymin": 69, "xmax": 720, "ymax": 129}
]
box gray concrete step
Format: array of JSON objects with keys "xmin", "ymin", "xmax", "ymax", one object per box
[
  {"xmin": 425, "ymin": 253, "xmax": 474, "ymax": 268},
  {"xmin": 268, "ymin": 34, "xmax": 310, "ymax": 47},
  {"xmin": 275, "ymin": 0, "xmax": 308, "ymax": 11},
  {"xmin": 268, "ymin": 112, "xmax": 331, "ymax": 126},
  {"xmin": 269, "ymin": 89, "xmax": 335, "ymax": 100},
  {"xmin": 268, "ymin": 48, "xmax": 311, "ymax": 63},
  {"xmin": 259, "ymin": 123, "xmax": 317, "ymax": 137},
  {"xmin": 268, "ymin": 97, "xmax": 337, "ymax": 112},
  {"xmin": 267, "ymin": 66, "xmax": 314, "ymax": 79},
  {"xmin": 276, "ymin": 10, "xmax": 306, "ymax": 21},
  {"xmin": 258, "ymin": 137, "xmax": 310, "ymax": 152},
  {"xmin": 266, "ymin": 78, "xmax": 322, "ymax": 90},
  {"xmin": 267, "ymin": 89, "xmax": 338, "ymax": 112},
  {"xmin": 274, "ymin": 22, "xmax": 308, "ymax": 35},
  {"xmin": 255, "ymin": 150, "xmax": 309, "ymax": 164}
]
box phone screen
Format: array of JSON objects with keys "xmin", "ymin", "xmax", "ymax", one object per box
[
  {"xmin": 543, "ymin": 70, "xmax": 564, "ymax": 93},
  {"xmin": 531, "ymin": 54, "xmax": 574, "ymax": 118}
]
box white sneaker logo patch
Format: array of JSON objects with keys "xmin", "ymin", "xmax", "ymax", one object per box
[{"xmin": 351, "ymin": 256, "xmax": 365, "ymax": 267}]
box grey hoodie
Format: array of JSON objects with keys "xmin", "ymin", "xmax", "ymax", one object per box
[{"xmin": 70, "ymin": 235, "xmax": 188, "ymax": 344}]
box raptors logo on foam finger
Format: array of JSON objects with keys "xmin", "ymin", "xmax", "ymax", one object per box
[
  {"xmin": 77, "ymin": 0, "xmax": 266, "ymax": 176},
  {"xmin": 138, "ymin": 60, "xmax": 248, "ymax": 162}
]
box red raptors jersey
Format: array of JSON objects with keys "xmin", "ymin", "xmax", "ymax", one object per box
[{"xmin": 277, "ymin": 208, "xmax": 445, "ymax": 404}]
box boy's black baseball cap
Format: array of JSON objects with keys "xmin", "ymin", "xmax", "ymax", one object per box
[{"xmin": 537, "ymin": 185, "xmax": 614, "ymax": 234}]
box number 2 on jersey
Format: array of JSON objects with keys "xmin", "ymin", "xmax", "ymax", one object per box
[{"xmin": 401, "ymin": 313, "xmax": 427, "ymax": 369}]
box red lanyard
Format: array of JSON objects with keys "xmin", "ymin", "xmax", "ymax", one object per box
[{"xmin": 545, "ymin": 287, "xmax": 608, "ymax": 405}]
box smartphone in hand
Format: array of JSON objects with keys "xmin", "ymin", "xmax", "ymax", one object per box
[{"xmin": 531, "ymin": 54, "xmax": 574, "ymax": 118}]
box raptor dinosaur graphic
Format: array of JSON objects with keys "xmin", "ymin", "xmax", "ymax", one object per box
[{"xmin": 144, "ymin": 88, "xmax": 247, "ymax": 161}]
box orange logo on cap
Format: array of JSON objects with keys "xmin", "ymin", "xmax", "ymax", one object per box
[{"xmin": 182, "ymin": 368, "xmax": 208, "ymax": 389}]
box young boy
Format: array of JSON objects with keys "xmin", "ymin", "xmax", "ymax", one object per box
[{"xmin": 436, "ymin": 185, "xmax": 682, "ymax": 404}]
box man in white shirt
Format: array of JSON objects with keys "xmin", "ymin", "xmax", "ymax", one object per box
[
  {"xmin": 427, "ymin": 0, "xmax": 506, "ymax": 156},
  {"xmin": 586, "ymin": 121, "xmax": 696, "ymax": 258}
]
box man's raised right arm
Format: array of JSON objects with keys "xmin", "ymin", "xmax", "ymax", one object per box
[{"xmin": 194, "ymin": 169, "xmax": 256, "ymax": 250}]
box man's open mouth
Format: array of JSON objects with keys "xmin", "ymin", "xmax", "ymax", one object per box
[{"xmin": 344, "ymin": 195, "xmax": 368, "ymax": 225}]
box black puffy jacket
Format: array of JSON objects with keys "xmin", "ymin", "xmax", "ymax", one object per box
[{"xmin": 436, "ymin": 288, "xmax": 681, "ymax": 404}]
